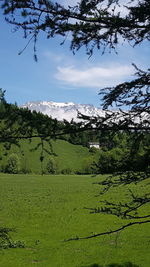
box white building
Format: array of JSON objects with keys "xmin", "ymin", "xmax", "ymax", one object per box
[{"xmin": 89, "ymin": 142, "xmax": 100, "ymax": 149}]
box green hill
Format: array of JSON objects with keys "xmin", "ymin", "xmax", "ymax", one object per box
[
  {"xmin": 0, "ymin": 138, "xmax": 99, "ymax": 174},
  {"xmin": 0, "ymin": 100, "xmax": 100, "ymax": 174}
]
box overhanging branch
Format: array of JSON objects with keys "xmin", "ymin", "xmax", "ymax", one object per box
[{"xmin": 65, "ymin": 219, "xmax": 150, "ymax": 241}]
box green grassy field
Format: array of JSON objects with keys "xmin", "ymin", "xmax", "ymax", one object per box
[{"xmin": 0, "ymin": 173, "xmax": 149, "ymax": 267}]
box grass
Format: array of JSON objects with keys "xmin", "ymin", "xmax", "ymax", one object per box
[
  {"xmin": 0, "ymin": 173, "xmax": 149, "ymax": 267},
  {"xmin": 0, "ymin": 139, "xmax": 98, "ymax": 174}
]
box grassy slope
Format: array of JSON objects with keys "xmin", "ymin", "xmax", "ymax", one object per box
[
  {"xmin": 0, "ymin": 173, "xmax": 149, "ymax": 267},
  {"xmin": 0, "ymin": 139, "xmax": 98, "ymax": 174}
]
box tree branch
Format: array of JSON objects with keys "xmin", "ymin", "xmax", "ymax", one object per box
[{"xmin": 65, "ymin": 220, "xmax": 150, "ymax": 241}]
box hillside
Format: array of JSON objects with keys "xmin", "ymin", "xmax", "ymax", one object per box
[
  {"xmin": 0, "ymin": 99, "xmax": 149, "ymax": 175},
  {"xmin": 0, "ymin": 138, "xmax": 99, "ymax": 174},
  {"xmin": 0, "ymin": 100, "xmax": 100, "ymax": 174}
]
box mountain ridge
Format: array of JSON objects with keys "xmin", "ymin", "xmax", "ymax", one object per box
[{"xmin": 21, "ymin": 101, "xmax": 105, "ymax": 122}]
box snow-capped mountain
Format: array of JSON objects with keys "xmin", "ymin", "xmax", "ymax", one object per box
[{"xmin": 21, "ymin": 101, "xmax": 105, "ymax": 122}]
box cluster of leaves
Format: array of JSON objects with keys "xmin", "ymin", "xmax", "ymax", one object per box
[
  {"xmin": 0, "ymin": 228, "xmax": 25, "ymax": 249},
  {"xmin": 1, "ymin": 0, "xmax": 150, "ymax": 58},
  {"xmin": 5, "ymin": 153, "xmax": 20, "ymax": 174},
  {"xmin": 97, "ymin": 131, "xmax": 150, "ymax": 173},
  {"xmin": 46, "ymin": 157, "xmax": 57, "ymax": 174}
]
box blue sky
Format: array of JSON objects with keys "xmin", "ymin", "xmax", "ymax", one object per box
[{"xmin": 0, "ymin": 1, "xmax": 149, "ymax": 107}]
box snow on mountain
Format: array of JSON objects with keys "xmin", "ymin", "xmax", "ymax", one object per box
[{"xmin": 21, "ymin": 101, "xmax": 105, "ymax": 122}]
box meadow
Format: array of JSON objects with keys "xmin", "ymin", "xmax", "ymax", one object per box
[{"xmin": 0, "ymin": 173, "xmax": 149, "ymax": 267}]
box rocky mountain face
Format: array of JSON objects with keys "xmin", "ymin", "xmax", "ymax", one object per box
[{"xmin": 21, "ymin": 101, "xmax": 105, "ymax": 122}]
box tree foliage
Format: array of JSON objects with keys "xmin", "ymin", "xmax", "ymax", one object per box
[
  {"xmin": 6, "ymin": 153, "xmax": 20, "ymax": 174},
  {"xmin": 46, "ymin": 157, "xmax": 57, "ymax": 174},
  {"xmin": 1, "ymin": 0, "xmax": 150, "ymax": 57}
]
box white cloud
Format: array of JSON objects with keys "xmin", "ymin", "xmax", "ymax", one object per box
[{"xmin": 55, "ymin": 64, "xmax": 133, "ymax": 88}]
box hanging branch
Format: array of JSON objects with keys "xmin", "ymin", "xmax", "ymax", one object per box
[{"xmin": 65, "ymin": 220, "xmax": 150, "ymax": 241}]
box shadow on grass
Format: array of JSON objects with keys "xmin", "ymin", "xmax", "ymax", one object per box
[{"xmin": 81, "ymin": 263, "xmax": 140, "ymax": 267}]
